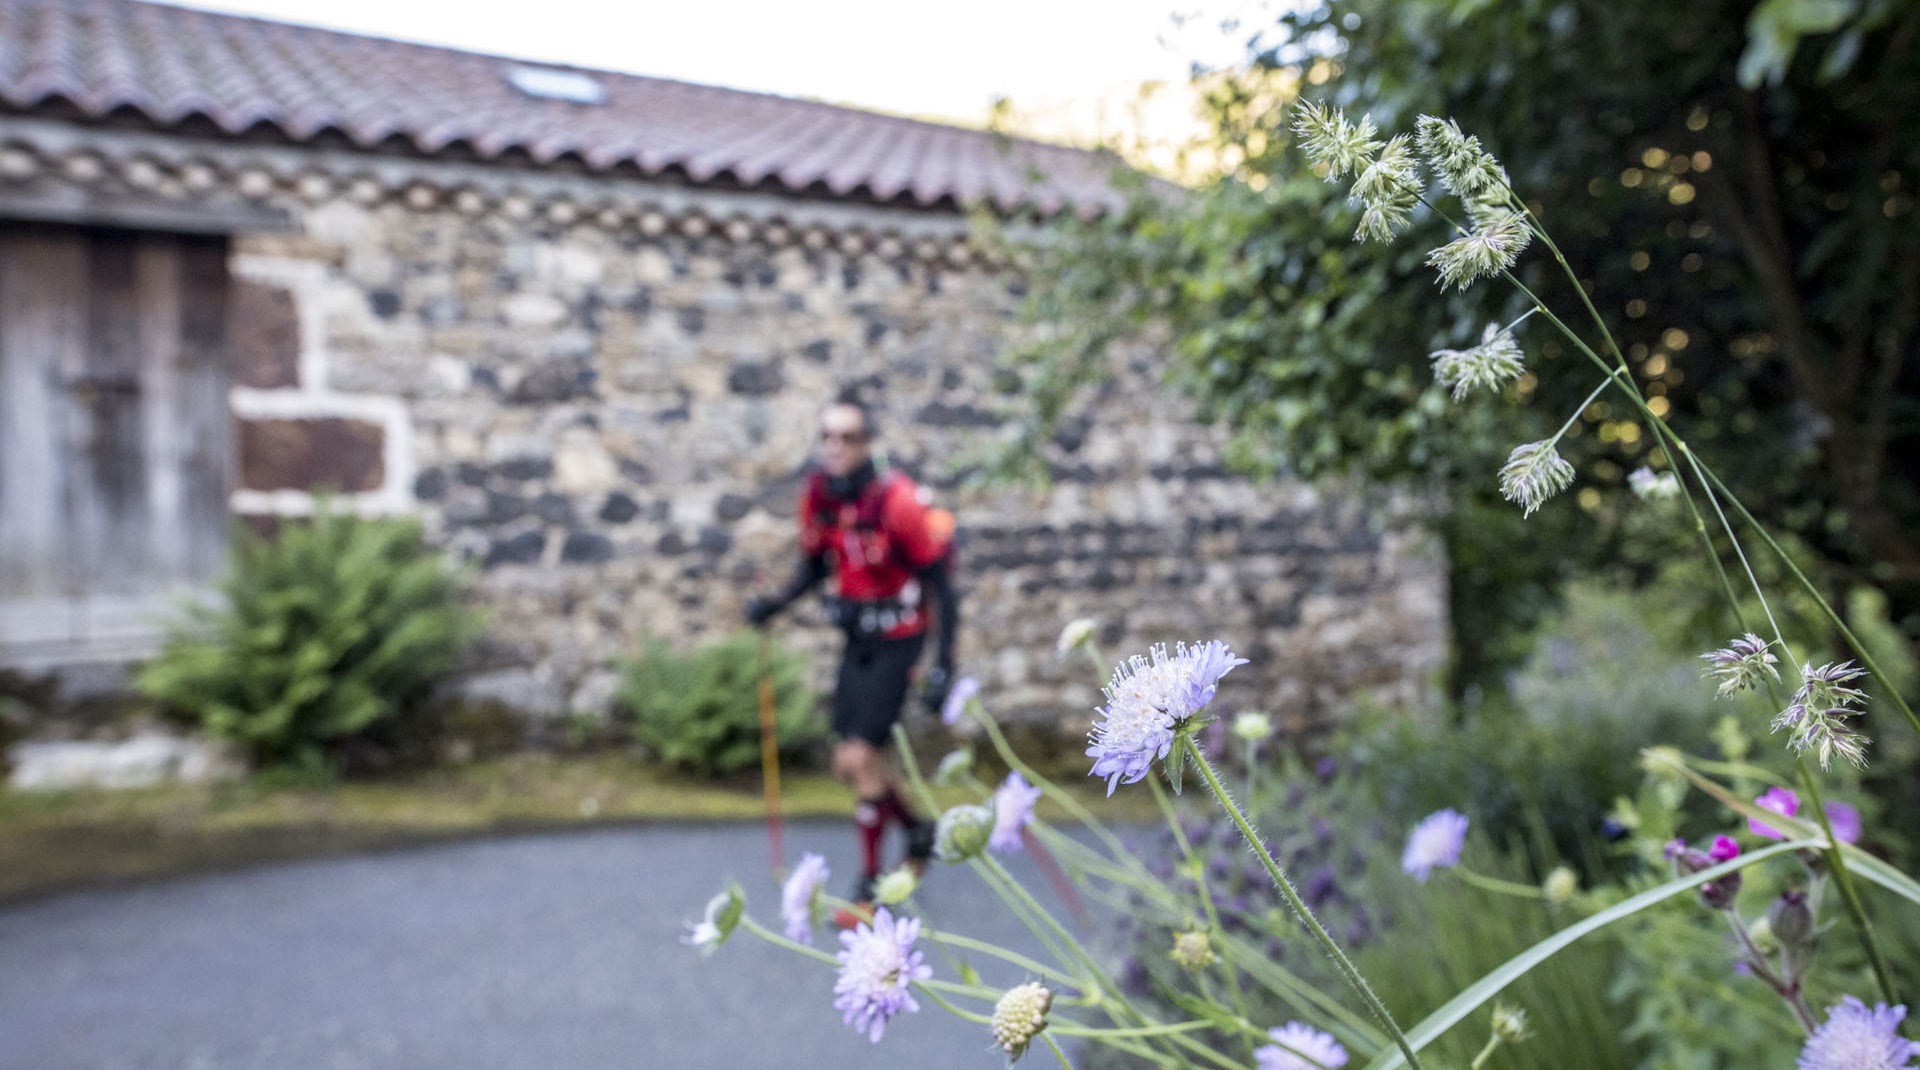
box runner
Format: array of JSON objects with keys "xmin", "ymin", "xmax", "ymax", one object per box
[{"xmin": 746, "ymin": 391, "xmax": 959, "ymax": 913}]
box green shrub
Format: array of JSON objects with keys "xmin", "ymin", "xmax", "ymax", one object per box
[
  {"xmin": 617, "ymin": 631, "xmax": 824, "ymax": 776},
  {"xmin": 137, "ymin": 507, "xmax": 478, "ymax": 771}
]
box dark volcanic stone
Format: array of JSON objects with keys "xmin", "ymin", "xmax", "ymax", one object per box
[
  {"xmin": 484, "ymin": 530, "xmax": 545, "ymax": 567},
  {"xmin": 599, "ymin": 493, "xmax": 640, "ymax": 524},
  {"xmin": 714, "ymin": 494, "xmax": 753, "ymax": 522},
  {"xmin": 561, "ymin": 531, "xmax": 614, "ymax": 564}
]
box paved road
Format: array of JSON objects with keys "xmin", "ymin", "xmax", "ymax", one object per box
[{"xmin": 0, "ymin": 821, "xmax": 1115, "ymax": 1070}]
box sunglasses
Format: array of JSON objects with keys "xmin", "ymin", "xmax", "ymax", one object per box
[{"xmin": 820, "ymin": 429, "xmax": 868, "ymax": 444}]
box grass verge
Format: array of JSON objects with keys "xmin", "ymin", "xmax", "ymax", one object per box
[{"xmin": 0, "ymin": 751, "xmax": 1154, "ymax": 902}]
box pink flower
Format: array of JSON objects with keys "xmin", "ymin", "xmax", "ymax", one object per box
[
  {"xmin": 1750, "ymin": 787, "xmax": 1800, "ymax": 840},
  {"xmin": 1709, "ymin": 835, "xmax": 1741, "ymax": 862}
]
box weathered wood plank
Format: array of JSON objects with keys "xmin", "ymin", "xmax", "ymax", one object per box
[
  {"xmin": 69, "ymin": 228, "xmax": 150, "ymax": 597},
  {"xmin": 176, "ymin": 235, "xmax": 231, "ymax": 581},
  {"xmin": 0, "ymin": 227, "xmax": 85, "ymax": 611}
]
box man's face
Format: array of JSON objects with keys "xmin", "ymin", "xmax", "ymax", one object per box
[{"xmin": 818, "ymin": 404, "xmax": 870, "ymax": 477}]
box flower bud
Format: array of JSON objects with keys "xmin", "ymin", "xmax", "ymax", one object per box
[
  {"xmin": 1699, "ymin": 869, "xmax": 1742, "ymax": 910},
  {"xmin": 1745, "ymin": 916, "xmax": 1781, "ymax": 957},
  {"xmin": 933, "ymin": 747, "xmax": 976, "ymax": 786},
  {"xmin": 873, "ymin": 866, "xmax": 917, "ymax": 905},
  {"xmin": 1169, "ymin": 928, "xmax": 1217, "ymax": 971},
  {"xmin": 934, "ymin": 803, "xmax": 994, "ymax": 863},
  {"xmin": 1231, "ymin": 712, "xmax": 1273, "ymax": 742},
  {"xmin": 1055, "ymin": 618, "xmax": 1098, "ymax": 657},
  {"xmin": 990, "ymin": 982, "xmax": 1053, "ymax": 1063},
  {"xmin": 1542, "ymin": 865, "xmax": 1579, "ymax": 905},
  {"xmin": 1490, "ymin": 1002, "xmax": 1532, "ymax": 1044},
  {"xmin": 1767, "ymin": 889, "xmax": 1815, "ymax": 948}
]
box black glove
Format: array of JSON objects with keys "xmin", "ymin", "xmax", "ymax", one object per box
[
  {"xmin": 919, "ymin": 663, "xmax": 953, "ymax": 714},
  {"xmin": 745, "ymin": 596, "xmax": 781, "ymax": 626}
]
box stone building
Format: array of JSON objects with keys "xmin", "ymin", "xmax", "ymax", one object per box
[{"xmin": 0, "ymin": 0, "xmax": 1445, "ymax": 740}]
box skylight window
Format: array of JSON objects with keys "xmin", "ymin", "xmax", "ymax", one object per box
[{"xmin": 505, "ymin": 66, "xmax": 606, "ymax": 105}]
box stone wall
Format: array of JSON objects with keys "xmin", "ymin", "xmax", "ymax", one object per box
[{"xmin": 222, "ymin": 171, "xmax": 1447, "ymax": 740}]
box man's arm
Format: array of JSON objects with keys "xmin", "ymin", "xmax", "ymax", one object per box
[
  {"xmin": 747, "ymin": 552, "xmax": 829, "ymax": 624},
  {"xmin": 916, "ymin": 555, "xmax": 959, "ymax": 672}
]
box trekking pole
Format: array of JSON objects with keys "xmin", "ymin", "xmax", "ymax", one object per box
[{"xmin": 756, "ymin": 628, "xmax": 786, "ymax": 878}]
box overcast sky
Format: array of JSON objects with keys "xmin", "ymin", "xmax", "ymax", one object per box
[{"xmin": 164, "ymin": 0, "xmax": 1281, "ymax": 153}]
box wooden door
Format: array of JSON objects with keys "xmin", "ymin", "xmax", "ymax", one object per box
[{"xmin": 0, "ymin": 224, "xmax": 231, "ymax": 664}]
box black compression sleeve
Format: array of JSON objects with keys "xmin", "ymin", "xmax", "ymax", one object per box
[
  {"xmin": 916, "ymin": 555, "xmax": 959, "ymax": 669},
  {"xmin": 773, "ymin": 552, "xmax": 830, "ymax": 609}
]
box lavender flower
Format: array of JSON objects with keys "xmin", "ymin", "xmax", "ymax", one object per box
[
  {"xmin": 1498, "ymin": 439, "xmax": 1576, "ymax": 516},
  {"xmin": 1798, "ymin": 997, "xmax": 1920, "ymax": 1070},
  {"xmin": 989, "ymin": 771, "xmax": 1042, "ymax": 853},
  {"xmin": 1825, "ymin": 801, "xmax": 1863, "ymax": 845},
  {"xmin": 1086, "ymin": 640, "xmax": 1247, "ymax": 794},
  {"xmin": 1428, "ymin": 210, "xmax": 1530, "ymax": 291},
  {"xmin": 1402, "ymin": 809, "xmax": 1469, "ymax": 882},
  {"xmin": 780, "ymin": 853, "xmax": 829, "ymax": 945},
  {"xmin": 833, "ymin": 906, "xmax": 932, "ymax": 1042},
  {"xmin": 1750, "ymin": 787, "xmax": 1800, "ymax": 840},
  {"xmin": 1702, "ymin": 634, "xmax": 1780, "ymax": 698},
  {"xmin": 1775, "ymin": 661, "xmax": 1872, "ymax": 769},
  {"xmin": 1430, "ymin": 322, "xmax": 1527, "ymax": 401},
  {"xmin": 1292, "ymin": 99, "xmax": 1382, "ymax": 180},
  {"xmin": 941, "ymin": 675, "xmax": 981, "ymax": 726},
  {"xmin": 1256, "ymin": 1021, "xmax": 1350, "ymax": 1070}
]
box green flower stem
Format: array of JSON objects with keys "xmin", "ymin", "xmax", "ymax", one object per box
[
  {"xmin": 1467, "ymin": 1034, "xmax": 1502, "ymax": 1070},
  {"xmin": 1043, "ymin": 1032, "xmax": 1076, "ymax": 1070},
  {"xmin": 1179, "ymin": 735, "xmax": 1425, "ymax": 1070},
  {"xmin": 888, "ymin": 725, "xmax": 1089, "ymax": 989},
  {"xmin": 1511, "ymin": 282, "xmax": 1904, "ymax": 1004},
  {"xmin": 1217, "ymin": 932, "xmax": 1391, "ymax": 1054},
  {"xmin": 1450, "ymin": 867, "xmax": 1545, "ymax": 900},
  {"xmin": 1722, "ymin": 907, "xmax": 1818, "ymax": 1032},
  {"xmin": 737, "ymin": 915, "xmax": 843, "ymax": 967},
  {"xmin": 1692, "ymin": 459, "xmax": 1920, "ymax": 738},
  {"xmin": 912, "ymin": 981, "xmax": 996, "ymax": 1024},
  {"xmin": 964, "ymin": 703, "xmax": 1136, "ymax": 863},
  {"xmin": 1050, "ymin": 1019, "xmax": 1216, "ymax": 1039},
  {"xmin": 1792, "ymin": 760, "xmax": 1899, "ymax": 1004},
  {"xmin": 968, "ymin": 856, "xmax": 1081, "ymax": 981},
  {"xmin": 920, "ymin": 927, "xmax": 1085, "ymax": 990},
  {"xmin": 1148, "ymin": 774, "xmax": 1255, "ymax": 1060}
]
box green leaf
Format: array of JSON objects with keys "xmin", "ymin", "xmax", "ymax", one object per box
[{"xmin": 1361, "ymin": 839, "xmax": 1821, "ymax": 1070}]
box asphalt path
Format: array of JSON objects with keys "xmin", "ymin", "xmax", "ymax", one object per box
[{"xmin": 0, "ymin": 820, "xmax": 1122, "ymax": 1070}]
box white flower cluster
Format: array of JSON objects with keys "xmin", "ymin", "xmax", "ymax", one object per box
[
  {"xmin": 1429, "ymin": 322, "xmax": 1527, "ymax": 400},
  {"xmin": 1498, "ymin": 440, "xmax": 1577, "ymax": 517}
]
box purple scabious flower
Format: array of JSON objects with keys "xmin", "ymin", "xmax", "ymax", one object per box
[
  {"xmin": 1826, "ymin": 801, "xmax": 1863, "ymax": 845},
  {"xmin": 1402, "ymin": 809, "xmax": 1469, "ymax": 882},
  {"xmin": 1701, "ymin": 633, "xmax": 1779, "ymax": 698},
  {"xmin": 1256, "ymin": 1021, "xmax": 1350, "ymax": 1070},
  {"xmin": 989, "ymin": 771, "xmax": 1042, "ymax": 853},
  {"xmin": 833, "ymin": 906, "xmax": 932, "ymax": 1042},
  {"xmin": 780, "ymin": 852, "xmax": 830, "ymax": 945},
  {"xmin": 1798, "ymin": 997, "xmax": 1920, "ymax": 1070},
  {"xmin": 941, "ymin": 675, "xmax": 981, "ymax": 726},
  {"xmin": 1751, "ymin": 787, "xmax": 1800, "ymax": 840},
  {"xmin": 1086, "ymin": 641, "xmax": 1247, "ymax": 794}
]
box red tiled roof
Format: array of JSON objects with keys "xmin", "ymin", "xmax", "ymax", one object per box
[{"xmin": 0, "ymin": 0, "xmax": 1131, "ymax": 215}]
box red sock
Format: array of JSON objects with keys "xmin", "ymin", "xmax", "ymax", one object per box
[
  {"xmin": 874, "ymin": 785, "xmax": 918, "ymax": 829},
  {"xmin": 856, "ymin": 797, "xmax": 885, "ymax": 879}
]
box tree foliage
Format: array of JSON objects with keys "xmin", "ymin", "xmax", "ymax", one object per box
[{"xmin": 997, "ymin": 0, "xmax": 1920, "ymax": 692}]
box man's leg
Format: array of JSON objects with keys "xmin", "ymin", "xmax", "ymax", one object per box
[{"xmin": 833, "ymin": 738, "xmax": 891, "ymax": 891}]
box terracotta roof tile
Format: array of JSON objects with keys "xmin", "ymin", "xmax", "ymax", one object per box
[{"xmin": 0, "ymin": 0, "xmax": 1130, "ymax": 215}]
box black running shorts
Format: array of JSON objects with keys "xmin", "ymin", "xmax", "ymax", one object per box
[{"xmin": 832, "ymin": 633, "xmax": 926, "ymax": 746}]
